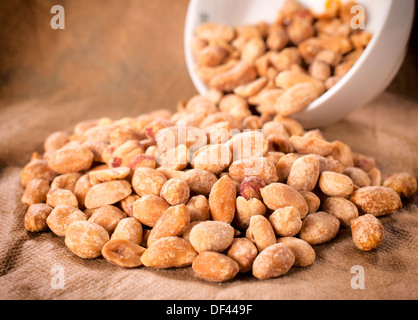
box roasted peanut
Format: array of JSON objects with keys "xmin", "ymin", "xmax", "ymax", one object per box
[
  {"xmin": 160, "ymin": 178, "xmax": 190, "ymax": 206},
  {"xmin": 209, "ymin": 61, "xmax": 257, "ymax": 92},
  {"xmin": 111, "ymin": 217, "xmax": 143, "ymax": 244},
  {"xmin": 229, "ymin": 157, "xmax": 278, "ymax": 184},
  {"xmin": 299, "ymin": 212, "xmax": 340, "ymax": 245},
  {"xmin": 186, "ymin": 195, "xmax": 210, "ymax": 222},
  {"xmin": 46, "ymin": 188, "xmax": 78, "ymax": 208},
  {"xmin": 299, "ymin": 191, "xmax": 320, "ymax": 215},
  {"xmin": 132, "ymin": 195, "xmax": 170, "ymax": 227},
  {"xmin": 189, "ymin": 221, "xmax": 234, "ymax": 253},
  {"xmin": 88, "ymin": 205, "xmax": 127, "ymax": 234},
  {"xmin": 252, "ymin": 243, "xmax": 295, "ymax": 280},
  {"xmin": 192, "ymin": 144, "xmax": 231, "ymax": 174},
  {"xmin": 323, "ymin": 197, "xmax": 359, "ymax": 227},
  {"xmin": 351, "ymin": 214, "xmax": 385, "ymax": 251},
  {"xmin": 47, "ymin": 205, "xmax": 87, "ymax": 236},
  {"xmin": 132, "ymin": 167, "xmax": 167, "ymax": 197},
  {"xmin": 234, "ymin": 196, "xmax": 266, "ymax": 230},
  {"xmin": 73, "ymin": 174, "xmax": 93, "ymax": 207},
  {"xmin": 344, "ymin": 167, "xmax": 371, "ymax": 188},
  {"xmin": 209, "ymin": 175, "xmax": 236, "ymax": 223},
  {"xmin": 275, "ymin": 83, "xmax": 320, "ymax": 116},
  {"xmin": 147, "ymin": 204, "xmax": 190, "ymax": 246},
  {"xmin": 21, "ymin": 159, "xmax": 57, "ymax": 187},
  {"xmin": 226, "ymin": 238, "xmax": 258, "ymax": 273},
  {"xmin": 369, "ymin": 168, "xmax": 382, "ymax": 186},
  {"xmin": 289, "ymin": 135, "xmax": 333, "ymax": 156},
  {"xmin": 239, "ymin": 176, "xmax": 266, "ymax": 200},
  {"xmin": 350, "ymin": 186, "xmax": 402, "ymax": 216},
  {"xmin": 383, "ymin": 173, "xmax": 417, "ymax": 198},
  {"xmin": 84, "ymin": 180, "xmax": 131, "ymax": 209},
  {"xmin": 65, "ymin": 221, "xmax": 109, "ymax": 259},
  {"xmin": 318, "ymin": 171, "xmax": 354, "ymax": 197},
  {"xmin": 260, "ymin": 183, "xmax": 309, "ymax": 218},
  {"xmin": 24, "ymin": 203, "xmax": 53, "ymax": 232},
  {"xmin": 141, "ymin": 236, "xmax": 198, "ymax": 268},
  {"xmin": 277, "ymin": 237, "xmax": 315, "ymax": 267},
  {"xmin": 287, "ymin": 155, "xmax": 320, "ymax": 192},
  {"xmin": 246, "ymin": 215, "xmax": 276, "ymax": 252},
  {"xmin": 89, "ymin": 167, "xmax": 130, "ymax": 185},
  {"xmin": 47, "ymin": 146, "xmax": 94, "ymax": 174},
  {"xmin": 120, "ymin": 194, "xmax": 140, "ymax": 217},
  {"xmin": 269, "ymin": 206, "xmax": 303, "ymax": 237},
  {"xmin": 21, "ymin": 178, "xmax": 50, "ymax": 205},
  {"xmin": 192, "ymin": 252, "xmax": 239, "ymax": 283},
  {"xmin": 44, "ymin": 131, "xmax": 69, "ymax": 153},
  {"xmin": 102, "ymin": 239, "xmax": 146, "ymax": 268}
]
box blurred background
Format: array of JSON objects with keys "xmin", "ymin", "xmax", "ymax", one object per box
[{"xmin": 0, "ymin": 0, "xmax": 417, "ymax": 166}]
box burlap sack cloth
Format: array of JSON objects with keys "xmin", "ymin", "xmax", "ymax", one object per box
[{"xmin": 0, "ymin": 0, "xmax": 417, "ymax": 299}]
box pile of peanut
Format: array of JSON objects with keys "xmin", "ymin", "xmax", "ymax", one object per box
[
  {"xmin": 191, "ymin": 0, "xmax": 372, "ymax": 116},
  {"xmin": 20, "ymin": 0, "xmax": 416, "ymax": 283}
]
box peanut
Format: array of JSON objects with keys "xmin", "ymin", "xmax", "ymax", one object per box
[
  {"xmin": 252, "ymin": 243, "xmax": 295, "ymax": 280},
  {"xmin": 226, "ymin": 238, "xmax": 258, "ymax": 273},
  {"xmin": 189, "ymin": 221, "xmax": 234, "ymax": 253},
  {"xmin": 160, "ymin": 178, "xmax": 190, "ymax": 206},
  {"xmin": 21, "ymin": 178, "xmax": 50, "ymax": 205},
  {"xmin": 47, "ymin": 146, "xmax": 94, "ymax": 174},
  {"xmin": 322, "ymin": 197, "xmax": 359, "ymax": 227},
  {"xmin": 269, "ymin": 206, "xmax": 303, "ymax": 237},
  {"xmin": 208, "ymin": 175, "xmax": 236, "ymax": 224},
  {"xmin": 351, "ymin": 214, "xmax": 385, "ymax": 251},
  {"xmin": 88, "ymin": 205, "xmax": 127, "ymax": 234},
  {"xmin": 84, "ymin": 180, "xmax": 132, "ymax": 209},
  {"xmin": 382, "ymin": 173, "xmax": 417, "ymax": 198},
  {"xmin": 350, "ymin": 186, "xmax": 402, "ymax": 216},
  {"xmin": 277, "ymin": 237, "xmax": 315, "ymax": 267},
  {"xmin": 102, "ymin": 239, "xmax": 146, "ymax": 268},
  {"xmin": 299, "ymin": 212, "xmax": 340, "ymax": 245},
  {"xmin": 24, "ymin": 203, "xmax": 53, "ymax": 232},
  {"xmin": 318, "ymin": 171, "xmax": 354, "ymax": 197},
  {"xmin": 132, "ymin": 195, "xmax": 170, "ymax": 227},
  {"xmin": 111, "ymin": 217, "xmax": 143, "ymax": 245},
  {"xmin": 234, "ymin": 196, "xmax": 266, "ymax": 230},
  {"xmin": 246, "ymin": 215, "xmax": 276, "ymax": 252},
  {"xmin": 186, "ymin": 195, "xmax": 210, "ymax": 222},
  {"xmin": 132, "ymin": 167, "xmax": 167, "ymax": 197},
  {"xmin": 192, "ymin": 252, "xmax": 239, "ymax": 283},
  {"xmin": 287, "ymin": 155, "xmax": 320, "ymax": 192}
]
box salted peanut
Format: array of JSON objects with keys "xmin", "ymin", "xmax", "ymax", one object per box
[
  {"xmin": 195, "ymin": 45, "xmax": 228, "ymax": 67},
  {"xmin": 246, "ymin": 215, "xmax": 276, "ymax": 252},
  {"xmin": 111, "ymin": 218, "xmax": 143, "ymax": 245},
  {"xmin": 109, "ymin": 126, "xmax": 144, "ymax": 148},
  {"xmin": 351, "ymin": 31, "xmax": 372, "ymax": 50},
  {"xmin": 351, "ymin": 214, "xmax": 385, "ymax": 251},
  {"xmin": 186, "ymin": 195, "xmax": 210, "ymax": 222},
  {"xmin": 315, "ymin": 50, "xmax": 342, "ymax": 67},
  {"xmin": 262, "ymin": 121, "xmax": 290, "ymax": 143},
  {"xmin": 209, "ymin": 61, "xmax": 257, "ymax": 92},
  {"xmin": 310, "ymin": 154, "xmax": 345, "ymax": 174},
  {"xmin": 287, "ymin": 19, "xmax": 315, "ymax": 45},
  {"xmin": 250, "ymin": 89, "xmax": 284, "ymax": 113},
  {"xmin": 218, "ymin": 94, "xmax": 247, "ymax": 113},
  {"xmin": 44, "ymin": 131, "xmax": 69, "ymax": 153},
  {"xmin": 229, "ymin": 131, "xmax": 268, "ymax": 161},
  {"xmin": 229, "ymin": 157, "xmax": 278, "ymax": 184},
  {"xmin": 195, "ymin": 23, "xmax": 235, "ymax": 42},
  {"xmin": 191, "ymin": 36, "xmax": 208, "ymax": 57},
  {"xmin": 193, "ymin": 252, "xmax": 239, "ymax": 283},
  {"xmin": 21, "ymin": 178, "xmax": 50, "ymax": 205},
  {"xmin": 46, "ymin": 188, "xmax": 78, "ymax": 208},
  {"xmin": 102, "ymin": 239, "xmax": 146, "ymax": 268},
  {"xmin": 266, "ymin": 28, "xmax": 289, "ymax": 51},
  {"xmin": 118, "ymin": 195, "xmax": 139, "ymax": 217},
  {"xmin": 147, "ymin": 204, "xmax": 190, "ymax": 246},
  {"xmin": 299, "ymin": 191, "xmax": 320, "ymax": 215},
  {"xmin": 84, "ymin": 180, "xmax": 131, "ymax": 209},
  {"xmin": 325, "ymin": 76, "xmax": 341, "ymax": 90},
  {"xmin": 189, "ymin": 221, "xmax": 234, "ymax": 253},
  {"xmin": 205, "ymin": 88, "xmax": 224, "ymax": 105},
  {"xmin": 132, "ymin": 195, "xmax": 169, "ymax": 227},
  {"xmin": 65, "ymin": 221, "xmax": 109, "ymax": 259},
  {"xmin": 353, "ymin": 152, "xmax": 376, "ymax": 173},
  {"xmin": 369, "ymin": 168, "xmax": 382, "ymax": 187},
  {"xmin": 141, "ymin": 229, "xmax": 151, "ymax": 248},
  {"xmin": 235, "ymin": 197, "xmax": 266, "ymax": 230},
  {"xmin": 350, "ymin": 186, "xmax": 402, "ymax": 217},
  {"xmin": 21, "ymin": 159, "xmax": 57, "ymax": 187},
  {"xmin": 192, "ymin": 144, "xmax": 231, "ymax": 174},
  {"xmin": 319, "ymin": 171, "xmax": 354, "ymax": 197},
  {"xmin": 73, "ymin": 174, "xmax": 93, "ymax": 207},
  {"xmin": 141, "ymin": 236, "xmax": 197, "ymax": 268},
  {"xmin": 344, "ymin": 167, "xmax": 371, "ymax": 188},
  {"xmin": 309, "ymin": 59, "xmax": 331, "ymax": 81},
  {"xmin": 143, "ymin": 118, "xmax": 174, "ymax": 140},
  {"xmin": 275, "ymin": 83, "xmax": 320, "ymax": 117},
  {"xmin": 269, "ymin": 48, "xmax": 301, "ymax": 72},
  {"xmin": 287, "ymin": 155, "xmax": 320, "ymax": 192},
  {"xmin": 131, "ymin": 167, "xmax": 166, "ymax": 197},
  {"xmin": 277, "ymin": 237, "xmax": 315, "ymax": 267},
  {"xmin": 289, "ymin": 135, "xmax": 334, "ymax": 156},
  {"xmin": 46, "ymin": 205, "xmax": 87, "ymax": 236},
  {"xmin": 276, "ymin": 153, "xmax": 298, "ymax": 182},
  {"xmin": 195, "ymin": 59, "xmax": 239, "ymax": 83},
  {"xmin": 260, "ymin": 183, "xmax": 309, "ymax": 218},
  {"xmin": 331, "ymin": 141, "xmax": 354, "ymax": 168},
  {"xmin": 51, "ymin": 172, "xmax": 81, "ymax": 192},
  {"xmin": 84, "ymin": 208, "xmax": 97, "ymax": 218},
  {"xmin": 182, "ymin": 221, "xmax": 204, "ymax": 241},
  {"xmin": 24, "ymin": 203, "xmax": 53, "ymax": 232},
  {"xmin": 303, "ymin": 129, "xmax": 325, "ymax": 140},
  {"xmin": 323, "ymin": 197, "xmax": 359, "ymax": 227},
  {"xmin": 47, "ymin": 146, "xmax": 94, "ymax": 174},
  {"xmin": 88, "ymin": 205, "xmax": 127, "ymax": 234},
  {"xmin": 239, "ymin": 176, "xmax": 265, "ymax": 201},
  {"xmin": 209, "ymin": 175, "xmax": 236, "ymax": 224},
  {"xmin": 383, "ymin": 173, "xmax": 417, "ymax": 198},
  {"xmin": 242, "ymin": 116, "xmax": 263, "ymax": 131},
  {"xmin": 241, "ymin": 37, "xmax": 266, "ymax": 63},
  {"xmin": 227, "ymin": 238, "xmax": 258, "ymax": 273},
  {"xmin": 235, "ymin": 24, "xmax": 262, "ymax": 40},
  {"xmin": 274, "ymin": 71, "xmax": 325, "ymax": 95},
  {"xmin": 160, "ymin": 179, "xmax": 190, "ymax": 206},
  {"xmin": 157, "ymin": 167, "xmax": 185, "ymax": 181},
  {"xmin": 334, "ymin": 49, "xmax": 362, "ymax": 77},
  {"xmin": 183, "ymin": 169, "xmax": 218, "ymax": 196},
  {"xmin": 233, "ymin": 77, "xmax": 268, "ymax": 98},
  {"xmin": 252, "ymin": 243, "xmax": 295, "ymax": 280},
  {"xmin": 273, "ymin": 115, "xmax": 305, "ymax": 137},
  {"xmin": 158, "ymin": 145, "xmax": 190, "ymax": 171},
  {"xmin": 88, "ymin": 167, "xmax": 130, "ymax": 185},
  {"xmin": 269, "ymin": 206, "xmax": 303, "ymax": 237},
  {"xmin": 110, "ymin": 140, "xmax": 145, "ymax": 168},
  {"xmin": 299, "ymin": 212, "xmax": 340, "ymax": 245},
  {"xmin": 265, "ymin": 152, "xmax": 285, "ymax": 166},
  {"xmin": 144, "ymin": 145, "xmax": 158, "ymax": 157}
]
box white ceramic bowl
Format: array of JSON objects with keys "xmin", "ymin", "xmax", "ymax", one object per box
[{"xmin": 184, "ymin": 0, "xmax": 415, "ymax": 128}]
